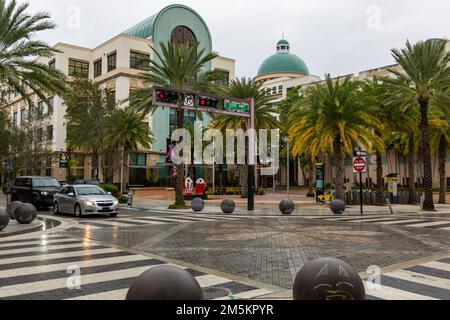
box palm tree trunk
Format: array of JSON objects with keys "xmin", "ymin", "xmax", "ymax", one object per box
[
  {"xmin": 408, "ymin": 137, "xmax": 416, "ymax": 204},
  {"xmin": 419, "ymin": 98, "xmax": 435, "ymax": 211},
  {"xmin": 174, "ymin": 108, "xmax": 186, "ymax": 207},
  {"xmin": 438, "ymin": 135, "xmax": 447, "ymax": 204},
  {"xmin": 333, "ymin": 135, "xmax": 344, "ymax": 200},
  {"xmin": 375, "ymin": 150, "xmax": 384, "ymax": 206},
  {"xmin": 307, "ymin": 159, "xmax": 315, "ymax": 197}
]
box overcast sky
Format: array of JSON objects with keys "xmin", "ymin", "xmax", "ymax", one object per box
[{"xmin": 27, "ymin": 0, "xmax": 450, "ymax": 78}]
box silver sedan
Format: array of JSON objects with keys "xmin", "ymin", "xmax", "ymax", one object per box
[{"xmin": 53, "ymin": 185, "xmax": 120, "ymax": 218}]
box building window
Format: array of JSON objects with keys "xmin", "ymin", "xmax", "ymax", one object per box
[
  {"xmin": 169, "ymin": 109, "xmax": 196, "ymax": 136},
  {"xmin": 47, "ymin": 97, "xmax": 54, "ymax": 116},
  {"xmin": 73, "ymin": 169, "xmax": 85, "ymax": 180},
  {"xmin": 214, "ymin": 70, "xmax": 230, "ymax": 86},
  {"xmin": 20, "ymin": 109, "xmax": 26, "ymax": 124},
  {"xmin": 278, "ymin": 85, "xmax": 283, "ymax": 93},
  {"xmin": 37, "ymin": 101, "xmax": 44, "ymax": 119},
  {"xmin": 46, "ymin": 125, "xmax": 53, "ymax": 141},
  {"xmin": 49, "ymin": 59, "xmax": 55, "ymax": 69},
  {"xmin": 272, "ymin": 87, "xmax": 277, "ymax": 95},
  {"xmin": 37, "ymin": 128, "xmax": 43, "ymax": 143},
  {"xmin": 130, "ymin": 51, "xmax": 149, "ymax": 70},
  {"xmin": 72, "ymin": 154, "xmax": 85, "ymax": 167},
  {"xmin": 94, "ymin": 59, "xmax": 102, "ymax": 77},
  {"xmin": 106, "ymin": 90, "xmax": 116, "ymax": 107},
  {"xmin": 107, "ymin": 52, "xmax": 117, "ymax": 72},
  {"xmin": 69, "ymin": 58, "xmax": 89, "ymax": 78},
  {"xmin": 130, "ymin": 153, "xmax": 147, "ymax": 167},
  {"xmin": 171, "ymin": 26, "xmax": 196, "ymax": 49},
  {"xmin": 45, "ymin": 168, "xmax": 52, "ymax": 177},
  {"xmin": 266, "ymin": 88, "xmax": 271, "ymax": 96}
]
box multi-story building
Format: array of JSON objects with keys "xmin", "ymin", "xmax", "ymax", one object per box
[
  {"xmin": 4, "ymin": 4, "xmax": 235, "ymax": 187},
  {"xmin": 256, "ymin": 38, "xmax": 450, "ymax": 189}
]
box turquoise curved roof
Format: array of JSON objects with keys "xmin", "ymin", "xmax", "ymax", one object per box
[
  {"xmin": 277, "ymin": 39, "xmax": 290, "ymax": 46},
  {"xmin": 125, "ymin": 14, "xmax": 157, "ymax": 39}
]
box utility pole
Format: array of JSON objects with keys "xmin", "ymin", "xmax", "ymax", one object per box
[{"xmin": 248, "ymin": 98, "xmax": 255, "ymax": 211}]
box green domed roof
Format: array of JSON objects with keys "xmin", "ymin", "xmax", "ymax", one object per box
[{"xmin": 257, "ymin": 39, "xmax": 309, "ymax": 77}]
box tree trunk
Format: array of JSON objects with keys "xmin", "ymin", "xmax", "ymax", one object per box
[
  {"xmin": 419, "ymin": 98, "xmax": 435, "ymax": 211},
  {"xmin": 333, "ymin": 135, "xmax": 344, "ymax": 200},
  {"xmin": 408, "ymin": 137, "xmax": 416, "ymax": 204},
  {"xmin": 173, "ymin": 108, "xmax": 186, "ymax": 207},
  {"xmin": 92, "ymin": 150, "xmax": 99, "ymax": 180},
  {"xmin": 438, "ymin": 135, "xmax": 447, "ymax": 204},
  {"xmin": 307, "ymin": 159, "xmax": 315, "ymax": 197},
  {"xmin": 375, "ymin": 150, "xmax": 385, "ymax": 206}
]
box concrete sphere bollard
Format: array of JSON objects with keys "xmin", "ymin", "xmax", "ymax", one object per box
[
  {"xmin": 6, "ymin": 201, "xmax": 23, "ymax": 220},
  {"xmin": 191, "ymin": 198, "xmax": 205, "ymax": 213},
  {"xmin": 220, "ymin": 199, "xmax": 236, "ymax": 214},
  {"xmin": 14, "ymin": 203, "xmax": 37, "ymax": 224},
  {"xmin": 293, "ymin": 257, "xmax": 365, "ymax": 300},
  {"xmin": 126, "ymin": 266, "xmax": 204, "ymax": 300},
  {"xmin": 0, "ymin": 209, "xmax": 10, "ymax": 232},
  {"xmin": 279, "ymin": 199, "xmax": 295, "ymax": 215},
  {"xmin": 330, "ymin": 199, "xmax": 346, "ymax": 215}
]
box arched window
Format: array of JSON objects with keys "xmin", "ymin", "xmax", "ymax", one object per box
[{"xmin": 171, "ymin": 26, "xmax": 196, "ymax": 48}]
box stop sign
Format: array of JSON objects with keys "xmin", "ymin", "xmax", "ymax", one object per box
[{"xmin": 353, "ymin": 157, "xmax": 367, "ymax": 173}]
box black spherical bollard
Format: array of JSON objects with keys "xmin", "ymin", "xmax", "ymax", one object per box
[
  {"xmin": 220, "ymin": 199, "xmax": 236, "ymax": 214},
  {"xmin": 0, "ymin": 209, "xmax": 9, "ymax": 232},
  {"xmin": 330, "ymin": 200, "xmax": 346, "ymax": 215},
  {"xmin": 191, "ymin": 198, "xmax": 205, "ymax": 213},
  {"xmin": 293, "ymin": 257, "xmax": 365, "ymax": 300},
  {"xmin": 126, "ymin": 266, "xmax": 204, "ymax": 300},
  {"xmin": 6, "ymin": 201, "xmax": 23, "ymax": 220},
  {"xmin": 14, "ymin": 203, "xmax": 37, "ymax": 225},
  {"xmin": 279, "ymin": 199, "xmax": 295, "ymax": 215}
]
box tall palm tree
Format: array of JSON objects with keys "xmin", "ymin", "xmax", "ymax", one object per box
[
  {"xmin": 386, "ymin": 39, "xmax": 450, "ymax": 211},
  {"xmin": 0, "ymin": 0, "xmax": 66, "ymax": 106},
  {"xmin": 130, "ymin": 41, "xmax": 221, "ymax": 208},
  {"xmin": 290, "ymin": 75, "xmax": 383, "ymax": 200},
  {"xmin": 430, "ymin": 105, "xmax": 450, "ymax": 204},
  {"xmin": 213, "ymin": 78, "xmax": 279, "ymax": 198},
  {"xmin": 105, "ymin": 107, "xmax": 154, "ymax": 193}
]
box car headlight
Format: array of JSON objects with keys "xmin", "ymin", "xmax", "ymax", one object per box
[
  {"xmin": 114, "ymin": 200, "xmax": 119, "ymax": 206},
  {"xmin": 85, "ymin": 201, "xmax": 95, "ymax": 206},
  {"xmin": 41, "ymin": 191, "xmax": 49, "ymax": 196}
]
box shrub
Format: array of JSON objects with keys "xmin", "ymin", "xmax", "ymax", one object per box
[
  {"xmin": 117, "ymin": 195, "xmax": 128, "ymax": 204},
  {"xmin": 101, "ymin": 184, "xmax": 119, "ymax": 197}
]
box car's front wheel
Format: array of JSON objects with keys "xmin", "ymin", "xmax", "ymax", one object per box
[
  {"xmin": 74, "ymin": 204, "xmax": 82, "ymax": 218},
  {"xmin": 53, "ymin": 202, "xmax": 60, "ymax": 215}
]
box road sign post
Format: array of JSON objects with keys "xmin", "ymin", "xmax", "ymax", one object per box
[{"xmin": 353, "ymin": 151, "xmax": 368, "ymax": 215}]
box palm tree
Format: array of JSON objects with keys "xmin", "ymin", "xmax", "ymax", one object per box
[
  {"xmin": 130, "ymin": 41, "xmax": 221, "ymax": 208},
  {"xmin": 430, "ymin": 104, "xmax": 450, "ymax": 204},
  {"xmin": 289, "ymin": 75, "xmax": 383, "ymax": 200},
  {"xmin": 386, "ymin": 39, "xmax": 450, "ymax": 211},
  {"xmin": 0, "ymin": 0, "xmax": 66, "ymax": 105},
  {"xmin": 105, "ymin": 107, "xmax": 154, "ymax": 194},
  {"xmin": 213, "ymin": 78, "xmax": 279, "ymax": 198}
]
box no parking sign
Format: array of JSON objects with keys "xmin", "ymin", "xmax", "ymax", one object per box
[{"xmin": 353, "ymin": 156, "xmax": 367, "ymax": 173}]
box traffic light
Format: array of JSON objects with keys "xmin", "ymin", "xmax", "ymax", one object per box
[
  {"xmin": 198, "ymin": 96, "xmax": 219, "ymax": 108},
  {"xmin": 155, "ymin": 89, "xmax": 179, "ymax": 105}
]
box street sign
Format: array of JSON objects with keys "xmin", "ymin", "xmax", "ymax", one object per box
[
  {"xmin": 354, "ymin": 150, "xmax": 368, "ymax": 157},
  {"xmin": 353, "ymin": 157, "xmax": 367, "ymax": 173},
  {"xmin": 225, "ymin": 100, "xmax": 249, "ymax": 113},
  {"xmin": 315, "ymin": 162, "xmax": 325, "ymax": 202},
  {"xmin": 183, "ymin": 94, "xmax": 195, "ymax": 107}
]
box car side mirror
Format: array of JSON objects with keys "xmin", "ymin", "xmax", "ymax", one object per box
[
  {"xmin": 68, "ymin": 193, "xmax": 75, "ymax": 197},
  {"xmin": 107, "ymin": 192, "xmax": 112, "ymax": 195}
]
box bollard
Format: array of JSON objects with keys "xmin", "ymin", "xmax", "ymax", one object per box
[
  {"xmin": 279, "ymin": 199, "xmax": 295, "ymax": 215},
  {"xmin": 293, "ymin": 257, "xmax": 365, "ymax": 300},
  {"xmin": 191, "ymin": 198, "xmax": 205, "ymax": 213},
  {"xmin": 0, "ymin": 209, "xmax": 9, "ymax": 231},
  {"xmin": 14, "ymin": 203, "xmax": 37, "ymax": 224},
  {"xmin": 128, "ymin": 191, "xmax": 133, "ymax": 208},
  {"xmin": 221, "ymin": 199, "xmax": 236, "ymax": 214}
]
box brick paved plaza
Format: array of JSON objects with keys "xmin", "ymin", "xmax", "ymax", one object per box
[{"xmin": 2, "ymin": 194, "xmax": 450, "ymax": 300}]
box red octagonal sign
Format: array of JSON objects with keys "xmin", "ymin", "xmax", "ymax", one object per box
[{"xmin": 353, "ymin": 157, "xmax": 367, "ymax": 173}]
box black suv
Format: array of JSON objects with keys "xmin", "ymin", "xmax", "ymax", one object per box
[{"xmin": 11, "ymin": 176, "xmax": 62, "ymax": 208}]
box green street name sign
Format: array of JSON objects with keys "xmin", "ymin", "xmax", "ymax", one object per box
[{"xmin": 225, "ymin": 101, "xmax": 249, "ymax": 113}]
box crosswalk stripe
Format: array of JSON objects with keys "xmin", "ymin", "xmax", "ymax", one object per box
[
  {"xmin": 78, "ymin": 220, "xmax": 138, "ymax": 227},
  {"xmin": 423, "ymin": 261, "xmax": 450, "ymax": 272},
  {"xmin": 0, "ymin": 239, "xmax": 80, "ymax": 250},
  {"xmin": 0, "ymin": 255, "xmax": 154, "ymax": 278},
  {"xmin": 65, "ymin": 289, "xmax": 129, "ymax": 300},
  {"xmin": 441, "ymin": 227, "xmax": 450, "ymax": 231},
  {"xmin": 0, "ymin": 265, "xmax": 154, "ymax": 298},
  {"xmin": 195, "ymin": 274, "xmax": 232, "ymax": 288},
  {"xmin": 337, "ymin": 217, "xmax": 402, "ymax": 224},
  {"xmin": 377, "ymin": 219, "xmax": 424, "ymax": 225},
  {"xmin": 0, "ymin": 236, "xmax": 69, "ymax": 247},
  {"xmin": 0, "ymin": 247, "xmax": 121, "ymax": 266},
  {"xmin": 364, "ymin": 281, "xmax": 437, "ymax": 300},
  {"xmin": 0, "ymin": 242, "xmax": 93, "ymax": 256},
  {"xmin": 407, "ymin": 221, "xmax": 450, "ymax": 228},
  {"xmin": 385, "ymin": 270, "xmax": 450, "ymax": 290}
]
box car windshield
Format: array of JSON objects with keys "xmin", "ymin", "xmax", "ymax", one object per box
[
  {"xmin": 33, "ymin": 178, "xmax": 61, "ymax": 187},
  {"xmin": 76, "ymin": 186, "xmax": 106, "ymax": 196}
]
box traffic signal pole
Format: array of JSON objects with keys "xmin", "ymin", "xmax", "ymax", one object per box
[{"xmin": 248, "ymin": 98, "xmax": 255, "ymax": 211}]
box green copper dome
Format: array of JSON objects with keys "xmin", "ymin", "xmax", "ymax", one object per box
[{"xmin": 257, "ymin": 39, "xmax": 309, "ymax": 77}]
